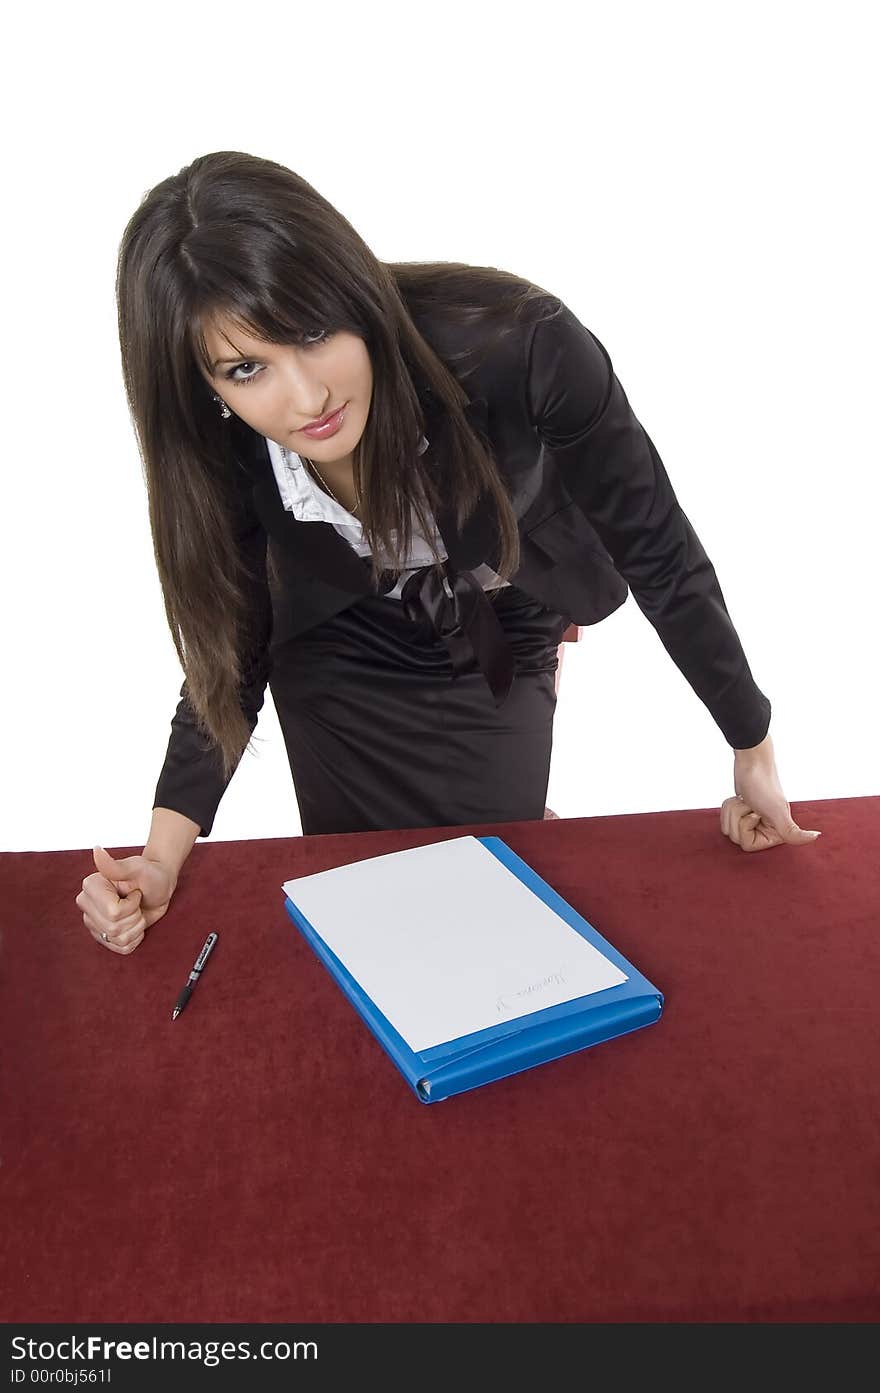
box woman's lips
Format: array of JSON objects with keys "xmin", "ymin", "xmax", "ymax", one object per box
[{"xmin": 300, "ymin": 403, "xmax": 347, "ymax": 439}]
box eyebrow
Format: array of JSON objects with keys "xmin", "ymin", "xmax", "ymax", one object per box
[
  {"xmin": 209, "ymin": 329, "xmax": 321, "ymax": 373},
  {"xmin": 210, "ymin": 352, "xmax": 252, "ymax": 373}
]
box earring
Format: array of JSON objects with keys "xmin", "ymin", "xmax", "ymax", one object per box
[{"xmin": 212, "ymin": 393, "xmax": 231, "ymax": 419}]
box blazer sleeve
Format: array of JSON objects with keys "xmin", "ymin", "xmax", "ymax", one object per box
[
  {"xmin": 151, "ymin": 478, "xmax": 273, "ymax": 839},
  {"xmin": 524, "ymin": 300, "xmax": 771, "ymax": 750}
]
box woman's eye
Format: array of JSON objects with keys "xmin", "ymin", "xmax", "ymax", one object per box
[
  {"xmin": 226, "ymin": 361, "xmax": 261, "ymax": 386},
  {"xmin": 225, "ymin": 332, "xmax": 332, "ymax": 387}
]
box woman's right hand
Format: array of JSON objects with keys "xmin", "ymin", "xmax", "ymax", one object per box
[{"xmin": 76, "ymin": 844, "xmax": 177, "ymax": 954}]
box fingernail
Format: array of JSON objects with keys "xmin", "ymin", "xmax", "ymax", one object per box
[{"xmin": 809, "ymin": 831, "xmax": 821, "ymax": 838}]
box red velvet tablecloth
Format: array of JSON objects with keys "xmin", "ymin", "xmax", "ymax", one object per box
[{"xmin": 2, "ymin": 796, "xmax": 878, "ymax": 1323}]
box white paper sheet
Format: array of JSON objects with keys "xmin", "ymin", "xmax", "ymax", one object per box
[{"xmin": 282, "ymin": 836, "xmax": 627, "ymax": 1052}]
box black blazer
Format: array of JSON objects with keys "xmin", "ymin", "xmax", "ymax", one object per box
[{"xmin": 153, "ymin": 293, "xmax": 771, "ymax": 837}]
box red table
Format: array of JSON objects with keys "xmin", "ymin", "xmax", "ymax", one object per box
[{"xmin": 2, "ymin": 796, "xmax": 878, "ymax": 1323}]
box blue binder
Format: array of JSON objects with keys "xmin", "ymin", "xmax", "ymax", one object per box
[{"xmin": 282, "ymin": 836, "xmax": 663, "ymax": 1104}]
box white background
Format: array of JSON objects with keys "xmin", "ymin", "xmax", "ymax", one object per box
[{"xmin": 3, "ymin": 0, "xmax": 877, "ymax": 852}]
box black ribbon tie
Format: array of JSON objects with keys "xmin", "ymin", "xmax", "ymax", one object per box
[{"xmin": 400, "ymin": 563, "xmax": 515, "ymax": 707}]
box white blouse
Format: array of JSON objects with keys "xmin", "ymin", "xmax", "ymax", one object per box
[{"xmin": 264, "ymin": 431, "xmax": 510, "ymax": 601}]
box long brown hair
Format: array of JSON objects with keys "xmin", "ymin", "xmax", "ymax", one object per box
[{"xmin": 115, "ymin": 150, "xmax": 560, "ymax": 784}]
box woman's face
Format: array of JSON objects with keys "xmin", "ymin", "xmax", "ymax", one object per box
[{"xmin": 199, "ymin": 312, "xmax": 373, "ymax": 464}]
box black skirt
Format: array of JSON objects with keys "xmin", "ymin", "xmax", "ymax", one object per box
[{"xmin": 268, "ymin": 583, "xmax": 571, "ymax": 835}]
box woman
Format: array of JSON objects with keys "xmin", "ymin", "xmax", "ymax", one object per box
[{"xmin": 77, "ymin": 150, "xmax": 820, "ymax": 955}]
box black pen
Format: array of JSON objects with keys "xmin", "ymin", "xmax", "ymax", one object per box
[{"xmin": 171, "ymin": 931, "xmax": 218, "ymax": 1020}]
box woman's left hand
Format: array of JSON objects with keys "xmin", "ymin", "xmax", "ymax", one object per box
[{"xmin": 721, "ymin": 732, "xmax": 822, "ymax": 852}]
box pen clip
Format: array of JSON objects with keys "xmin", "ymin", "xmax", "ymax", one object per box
[{"xmin": 193, "ymin": 931, "xmax": 218, "ymax": 972}]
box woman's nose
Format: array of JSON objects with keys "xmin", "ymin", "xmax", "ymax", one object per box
[{"xmin": 286, "ymin": 382, "xmax": 331, "ymax": 426}]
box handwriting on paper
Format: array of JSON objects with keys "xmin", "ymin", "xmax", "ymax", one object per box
[{"xmin": 497, "ymin": 968, "xmax": 568, "ymax": 1016}]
